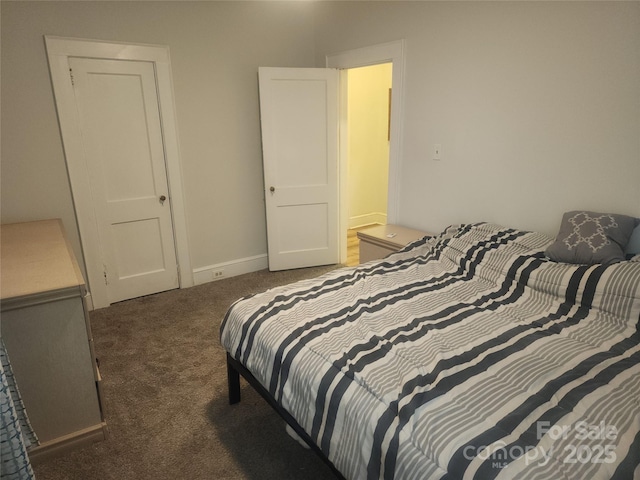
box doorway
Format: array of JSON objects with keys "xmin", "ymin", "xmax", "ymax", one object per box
[
  {"xmin": 326, "ymin": 40, "xmax": 405, "ymax": 265},
  {"xmin": 46, "ymin": 36, "xmax": 193, "ymax": 310},
  {"xmin": 345, "ymin": 63, "xmax": 392, "ymax": 266}
]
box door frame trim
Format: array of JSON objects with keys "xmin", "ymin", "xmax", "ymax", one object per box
[
  {"xmin": 45, "ymin": 35, "xmax": 193, "ymax": 309},
  {"xmin": 326, "ymin": 40, "xmax": 405, "ymax": 263}
]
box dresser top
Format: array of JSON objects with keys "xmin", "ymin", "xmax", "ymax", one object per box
[
  {"xmin": 356, "ymin": 224, "xmax": 432, "ymax": 250},
  {"xmin": 1, "ymin": 219, "xmax": 85, "ymax": 300}
]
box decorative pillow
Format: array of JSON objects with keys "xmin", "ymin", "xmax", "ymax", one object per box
[
  {"xmin": 625, "ymin": 223, "xmax": 640, "ymax": 256},
  {"xmin": 545, "ymin": 211, "xmax": 639, "ymax": 265}
]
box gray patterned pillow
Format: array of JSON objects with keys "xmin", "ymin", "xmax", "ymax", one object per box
[{"xmin": 545, "ymin": 211, "xmax": 639, "ymax": 265}]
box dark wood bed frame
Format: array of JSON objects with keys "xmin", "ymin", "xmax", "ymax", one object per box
[{"xmin": 226, "ymin": 353, "xmax": 346, "ymax": 480}]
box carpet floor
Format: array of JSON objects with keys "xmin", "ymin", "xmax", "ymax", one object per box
[{"xmin": 32, "ymin": 265, "xmax": 341, "ymax": 480}]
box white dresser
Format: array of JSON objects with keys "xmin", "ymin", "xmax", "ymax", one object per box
[{"xmin": 1, "ymin": 219, "xmax": 107, "ymax": 461}]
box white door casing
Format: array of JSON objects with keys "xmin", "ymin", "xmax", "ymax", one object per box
[
  {"xmin": 45, "ymin": 36, "xmax": 193, "ymax": 309},
  {"xmin": 326, "ymin": 40, "xmax": 406, "ymax": 264},
  {"xmin": 69, "ymin": 57, "xmax": 178, "ymax": 303},
  {"xmin": 258, "ymin": 67, "xmax": 340, "ymax": 271}
]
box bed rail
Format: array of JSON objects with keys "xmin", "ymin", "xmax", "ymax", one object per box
[{"xmin": 225, "ymin": 353, "xmax": 346, "ymax": 480}]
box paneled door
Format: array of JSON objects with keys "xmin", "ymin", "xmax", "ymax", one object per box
[
  {"xmin": 258, "ymin": 67, "xmax": 340, "ymax": 271},
  {"xmin": 69, "ymin": 57, "xmax": 178, "ymax": 304}
]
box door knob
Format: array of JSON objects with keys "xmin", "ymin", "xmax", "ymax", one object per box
[
  {"xmin": 269, "ymin": 186, "xmax": 275, "ymax": 193},
  {"xmin": 159, "ymin": 195, "xmax": 167, "ymax": 205}
]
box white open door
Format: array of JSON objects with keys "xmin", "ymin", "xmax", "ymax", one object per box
[{"xmin": 258, "ymin": 67, "xmax": 340, "ymax": 271}]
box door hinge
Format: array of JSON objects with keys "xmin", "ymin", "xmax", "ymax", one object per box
[
  {"xmin": 69, "ymin": 68, "xmax": 75, "ymax": 86},
  {"xmin": 103, "ymin": 266, "xmax": 109, "ymax": 285}
]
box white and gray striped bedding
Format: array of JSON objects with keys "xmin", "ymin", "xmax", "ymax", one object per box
[{"xmin": 220, "ymin": 223, "xmax": 640, "ymax": 479}]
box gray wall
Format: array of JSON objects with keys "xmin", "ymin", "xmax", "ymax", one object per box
[
  {"xmin": 2, "ymin": 1, "xmax": 639, "ymax": 281},
  {"xmin": 314, "ymin": 1, "xmax": 640, "ymax": 236},
  {"xmin": 1, "ymin": 1, "xmax": 316, "ymax": 275}
]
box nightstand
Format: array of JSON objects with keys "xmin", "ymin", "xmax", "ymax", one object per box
[{"xmin": 357, "ymin": 224, "xmax": 432, "ymax": 263}]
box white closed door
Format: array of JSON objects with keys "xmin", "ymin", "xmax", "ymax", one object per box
[
  {"xmin": 258, "ymin": 67, "xmax": 340, "ymax": 271},
  {"xmin": 69, "ymin": 57, "xmax": 178, "ymax": 303}
]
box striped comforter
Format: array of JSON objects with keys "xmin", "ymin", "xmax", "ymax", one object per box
[{"xmin": 220, "ymin": 223, "xmax": 640, "ymax": 479}]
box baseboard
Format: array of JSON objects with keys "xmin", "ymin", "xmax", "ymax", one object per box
[
  {"xmin": 349, "ymin": 213, "xmax": 387, "ymax": 229},
  {"xmin": 29, "ymin": 422, "xmax": 108, "ymax": 464},
  {"xmin": 193, "ymin": 254, "xmax": 269, "ymax": 286},
  {"xmin": 84, "ymin": 291, "xmax": 94, "ymax": 311}
]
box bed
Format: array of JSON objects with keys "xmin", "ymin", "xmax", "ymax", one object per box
[{"xmin": 220, "ymin": 222, "xmax": 640, "ymax": 479}]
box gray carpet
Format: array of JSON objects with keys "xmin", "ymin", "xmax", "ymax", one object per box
[{"xmin": 33, "ymin": 266, "xmax": 342, "ymax": 480}]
